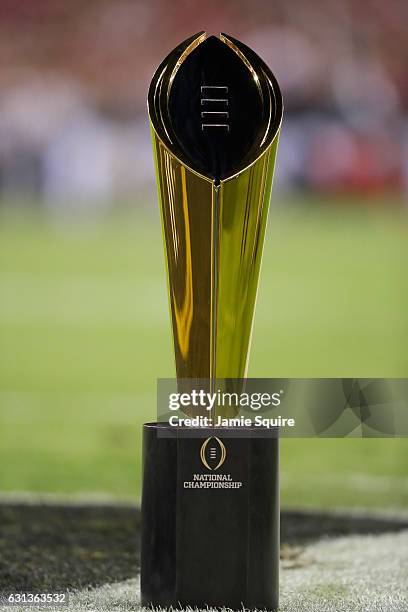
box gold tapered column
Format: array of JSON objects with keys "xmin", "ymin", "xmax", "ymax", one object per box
[{"xmin": 149, "ymin": 32, "xmax": 283, "ymax": 380}]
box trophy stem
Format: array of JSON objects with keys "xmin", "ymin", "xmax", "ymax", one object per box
[
  {"xmin": 210, "ymin": 184, "xmax": 220, "ymax": 414},
  {"xmin": 210, "ymin": 184, "xmax": 220, "ymax": 388}
]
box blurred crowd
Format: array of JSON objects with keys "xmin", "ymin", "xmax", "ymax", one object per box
[{"xmin": 0, "ymin": 0, "xmax": 406, "ymax": 211}]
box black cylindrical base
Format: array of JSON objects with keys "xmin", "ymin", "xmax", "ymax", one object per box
[{"xmin": 141, "ymin": 424, "xmax": 279, "ymax": 610}]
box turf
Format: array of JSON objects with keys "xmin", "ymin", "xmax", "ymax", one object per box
[
  {"xmin": 70, "ymin": 531, "xmax": 408, "ymax": 612},
  {"xmin": 1, "ymin": 501, "xmax": 406, "ymax": 594},
  {"xmin": 1, "ymin": 502, "xmax": 406, "ymax": 611},
  {"xmin": 0, "ymin": 198, "xmax": 407, "ymax": 508}
]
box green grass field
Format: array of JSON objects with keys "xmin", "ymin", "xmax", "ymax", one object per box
[{"xmin": 0, "ymin": 198, "xmax": 407, "ymax": 509}]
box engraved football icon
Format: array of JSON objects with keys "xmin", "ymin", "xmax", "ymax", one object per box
[{"xmin": 200, "ymin": 437, "xmax": 226, "ymax": 471}]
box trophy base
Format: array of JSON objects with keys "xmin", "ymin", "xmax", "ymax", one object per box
[{"xmin": 141, "ymin": 423, "xmax": 279, "ymax": 611}]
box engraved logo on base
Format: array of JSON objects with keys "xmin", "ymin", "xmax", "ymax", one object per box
[{"xmin": 200, "ymin": 436, "xmax": 226, "ymax": 471}]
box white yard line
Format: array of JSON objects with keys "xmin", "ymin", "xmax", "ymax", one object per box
[{"xmin": 2, "ymin": 531, "xmax": 407, "ymax": 612}]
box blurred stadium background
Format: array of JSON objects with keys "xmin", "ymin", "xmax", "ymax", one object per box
[{"xmin": 0, "ymin": 0, "xmax": 407, "ymax": 509}]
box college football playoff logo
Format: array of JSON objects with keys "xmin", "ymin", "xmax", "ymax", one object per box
[{"xmin": 200, "ymin": 436, "xmax": 226, "ymax": 471}]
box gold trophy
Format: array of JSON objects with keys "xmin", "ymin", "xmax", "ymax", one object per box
[{"xmin": 142, "ymin": 32, "xmax": 283, "ymax": 610}]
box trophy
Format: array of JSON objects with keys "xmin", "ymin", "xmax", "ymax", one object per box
[{"xmin": 142, "ymin": 33, "xmax": 283, "ymax": 610}]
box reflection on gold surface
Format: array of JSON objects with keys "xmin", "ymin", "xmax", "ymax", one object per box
[
  {"xmin": 151, "ymin": 132, "xmax": 213, "ymax": 378},
  {"xmin": 149, "ymin": 32, "xmax": 283, "ymax": 386},
  {"xmin": 216, "ymin": 136, "xmax": 279, "ymax": 378}
]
